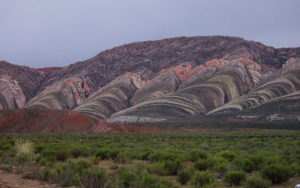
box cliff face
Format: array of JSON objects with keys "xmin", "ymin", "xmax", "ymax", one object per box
[{"xmin": 1, "ymin": 36, "xmax": 300, "ymax": 131}]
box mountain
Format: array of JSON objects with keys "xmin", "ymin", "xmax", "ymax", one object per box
[{"xmin": 1, "ymin": 36, "xmax": 300, "ymax": 132}]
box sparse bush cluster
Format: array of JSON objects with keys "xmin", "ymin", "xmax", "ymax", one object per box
[{"xmin": 0, "ymin": 131, "xmax": 299, "ymax": 187}]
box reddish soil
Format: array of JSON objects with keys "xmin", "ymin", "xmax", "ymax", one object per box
[
  {"xmin": 0, "ymin": 109, "xmax": 98, "ymax": 133},
  {"xmin": 0, "ymin": 109, "xmax": 277, "ymax": 133},
  {"xmin": 0, "ymin": 170, "xmax": 59, "ymax": 188}
]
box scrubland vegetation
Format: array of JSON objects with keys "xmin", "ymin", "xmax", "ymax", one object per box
[{"xmin": 0, "ymin": 131, "xmax": 300, "ymax": 187}]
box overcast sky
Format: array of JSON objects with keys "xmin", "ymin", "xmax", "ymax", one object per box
[{"xmin": 0, "ymin": 0, "xmax": 300, "ymax": 68}]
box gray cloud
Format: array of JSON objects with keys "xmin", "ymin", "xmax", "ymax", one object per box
[{"xmin": 0, "ymin": 0, "xmax": 300, "ymax": 68}]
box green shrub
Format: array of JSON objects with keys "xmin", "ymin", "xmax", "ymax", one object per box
[
  {"xmin": 23, "ymin": 167, "xmax": 51, "ymax": 181},
  {"xmin": 147, "ymin": 160, "xmax": 181, "ymax": 176},
  {"xmin": 249, "ymin": 154, "xmax": 265, "ymax": 170},
  {"xmin": 118, "ymin": 167, "xmax": 173, "ymax": 188},
  {"xmin": 108, "ymin": 149, "xmax": 120, "ymax": 160},
  {"xmin": 194, "ymin": 159, "xmax": 212, "ymax": 171},
  {"xmin": 234, "ymin": 158, "xmax": 255, "ymax": 173},
  {"xmin": 115, "ymin": 151, "xmax": 132, "ymax": 163},
  {"xmin": 191, "ymin": 171, "xmax": 214, "ymax": 187},
  {"xmin": 243, "ymin": 176, "xmax": 271, "ymax": 188},
  {"xmin": 148, "ymin": 150, "xmax": 178, "ymax": 162},
  {"xmin": 261, "ymin": 164, "xmax": 293, "ymax": 184},
  {"xmin": 140, "ymin": 150, "xmax": 152, "ymax": 160},
  {"xmin": 39, "ymin": 158, "xmax": 54, "ymax": 167},
  {"xmin": 212, "ymin": 156, "xmax": 228, "ymax": 171},
  {"xmin": 90, "ymin": 156, "xmax": 101, "ymax": 165},
  {"xmin": 189, "ymin": 150, "xmax": 208, "ymax": 162},
  {"xmin": 81, "ymin": 167, "xmax": 108, "ymax": 188},
  {"xmin": 118, "ymin": 167, "xmax": 138, "ymax": 187},
  {"xmin": 95, "ymin": 148, "xmax": 110, "ymax": 159},
  {"xmin": 224, "ymin": 170, "xmax": 246, "ymax": 186},
  {"xmin": 163, "ymin": 160, "xmax": 181, "ymax": 175},
  {"xmin": 34, "ymin": 145, "xmax": 45, "ymax": 154},
  {"xmin": 71, "ymin": 147, "xmax": 89, "ymax": 158},
  {"xmin": 217, "ymin": 150, "xmax": 237, "ymax": 162},
  {"xmin": 51, "ymin": 160, "xmax": 91, "ymax": 187},
  {"xmin": 177, "ymin": 166, "xmax": 194, "ymax": 185},
  {"xmin": 291, "ymin": 162, "xmax": 300, "ymax": 176},
  {"xmin": 55, "ymin": 149, "xmax": 70, "ymax": 161},
  {"xmin": 40, "ymin": 149, "xmax": 56, "ymax": 162}
]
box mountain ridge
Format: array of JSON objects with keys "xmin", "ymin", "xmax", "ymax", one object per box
[{"xmin": 1, "ymin": 35, "xmax": 300, "ymax": 132}]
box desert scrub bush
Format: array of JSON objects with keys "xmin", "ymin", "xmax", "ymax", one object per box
[
  {"xmin": 115, "ymin": 151, "xmax": 132, "ymax": 163},
  {"xmin": 261, "ymin": 164, "xmax": 293, "ymax": 184},
  {"xmin": 242, "ymin": 175, "xmax": 271, "ymax": 188},
  {"xmin": 224, "ymin": 170, "xmax": 246, "ymax": 186},
  {"xmin": 90, "ymin": 156, "xmax": 101, "ymax": 165},
  {"xmin": 71, "ymin": 146, "xmax": 90, "ymax": 158},
  {"xmin": 14, "ymin": 141, "xmax": 34, "ymax": 162},
  {"xmin": 55, "ymin": 149, "xmax": 70, "ymax": 161},
  {"xmin": 23, "ymin": 166, "xmax": 51, "ymax": 182},
  {"xmin": 34, "ymin": 144, "xmax": 45, "ymax": 154},
  {"xmin": 80, "ymin": 167, "xmax": 108, "ymax": 188},
  {"xmin": 177, "ymin": 166, "xmax": 195, "ymax": 185},
  {"xmin": 95, "ymin": 148, "xmax": 110, "ymax": 160},
  {"xmin": 140, "ymin": 150, "xmax": 152, "ymax": 160},
  {"xmin": 249, "ymin": 154, "xmax": 266, "ymax": 170},
  {"xmin": 291, "ymin": 162, "xmax": 300, "ymax": 176},
  {"xmin": 191, "ymin": 171, "xmax": 215, "ymax": 187},
  {"xmin": 217, "ymin": 150, "xmax": 237, "ymax": 162},
  {"xmin": 147, "ymin": 159, "xmax": 181, "ymax": 176},
  {"xmin": 51, "ymin": 160, "xmax": 91, "ymax": 187},
  {"xmin": 194, "ymin": 159, "xmax": 212, "ymax": 171},
  {"xmin": 148, "ymin": 150, "xmax": 179, "ymax": 162},
  {"xmin": 212, "ymin": 156, "xmax": 229, "ymax": 171},
  {"xmin": 189, "ymin": 149, "xmax": 208, "ymax": 162},
  {"xmin": 40, "ymin": 149, "xmax": 56, "ymax": 162},
  {"xmin": 117, "ymin": 167, "xmax": 174, "ymax": 188},
  {"xmin": 0, "ymin": 141, "xmax": 12, "ymax": 151},
  {"xmin": 234, "ymin": 158, "xmax": 255, "ymax": 173}
]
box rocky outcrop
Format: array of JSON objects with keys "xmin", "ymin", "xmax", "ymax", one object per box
[
  {"xmin": 130, "ymin": 70, "xmax": 181, "ymax": 105},
  {"xmin": 26, "ymin": 76, "xmax": 92, "ymax": 109},
  {"xmin": 0, "ymin": 61, "xmax": 45, "ymax": 101},
  {"xmin": 208, "ymin": 58, "xmax": 300, "ymax": 115},
  {"xmin": 0, "ymin": 76, "xmax": 26, "ymax": 109},
  {"xmin": 110, "ymin": 61, "xmax": 254, "ymax": 121},
  {"xmin": 74, "ymin": 75, "xmax": 137, "ymax": 119}
]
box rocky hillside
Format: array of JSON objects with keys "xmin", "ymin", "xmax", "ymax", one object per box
[{"xmin": 1, "ymin": 36, "xmax": 300, "ymax": 131}]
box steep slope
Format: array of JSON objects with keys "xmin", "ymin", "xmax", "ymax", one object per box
[
  {"xmin": 10, "ymin": 36, "xmax": 299, "ymax": 113},
  {"xmin": 1, "ymin": 36, "xmax": 300, "ymax": 131},
  {"xmin": 33, "ymin": 36, "xmax": 300, "ymax": 109},
  {"xmin": 0, "ymin": 61, "xmax": 45, "ymax": 109},
  {"xmin": 130, "ymin": 70, "xmax": 181, "ymax": 105},
  {"xmin": 26, "ymin": 76, "xmax": 92, "ymax": 109},
  {"xmin": 208, "ymin": 58, "xmax": 300, "ymax": 115},
  {"xmin": 74, "ymin": 75, "xmax": 137, "ymax": 119},
  {"xmin": 108, "ymin": 59, "xmax": 255, "ymax": 123}
]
